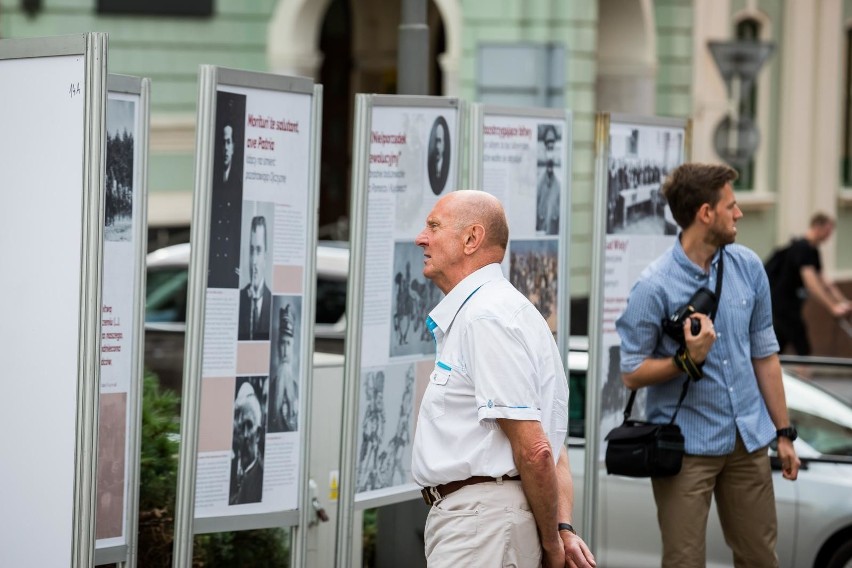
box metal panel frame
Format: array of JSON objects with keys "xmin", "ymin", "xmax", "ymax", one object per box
[
  {"xmin": 0, "ymin": 31, "xmax": 109, "ymax": 568},
  {"xmin": 468, "ymin": 103, "xmax": 573, "ymax": 360},
  {"xmin": 94, "ymin": 73, "xmax": 150, "ymax": 568},
  {"xmin": 582, "ymin": 112, "xmax": 692, "ymax": 551},
  {"xmin": 172, "ymin": 66, "xmax": 321, "ymax": 567}
]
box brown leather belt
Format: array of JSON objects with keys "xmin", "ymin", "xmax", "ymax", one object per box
[{"xmin": 421, "ymin": 475, "xmax": 521, "ymax": 506}]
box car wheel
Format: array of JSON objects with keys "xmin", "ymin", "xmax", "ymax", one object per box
[{"xmin": 826, "ymin": 539, "xmax": 852, "ymax": 568}]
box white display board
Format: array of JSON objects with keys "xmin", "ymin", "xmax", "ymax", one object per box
[
  {"xmin": 335, "ymin": 94, "xmax": 463, "ymax": 568},
  {"xmin": 95, "ymin": 74, "xmax": 150, "ymax": 567},
  {"xmin": 359, "ymin": 96, "xmax": 461, "ymax": 505},
  {"xmin": 470, "ymin": 105, "xmax": 572, "ymax": 358},
  {"xmin": 0, "ymin": 34, "xmax": 107, "ymax": 568},
  {"xmin": 582, "ymin": 113, "xmax": 690, "ymax": 549},
  {"xmin": 173, "ymin": 67, "xmax": 322, "ymax": 566}
]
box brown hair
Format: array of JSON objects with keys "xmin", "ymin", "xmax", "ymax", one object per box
[
  {"xmin": 810, "ymin": 212, "xmax": 834, "ymax": 227},
  {"xmin": 661, "ymin": 163, "xmax": 738, "ymax": 229}
]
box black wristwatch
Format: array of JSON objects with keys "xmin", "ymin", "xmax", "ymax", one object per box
[
  {"xmin": 558, "ymin": 522, "xmax": 576, "ymax": 535},
  {"xmin": 776, "ymin": 426, "xmax": 798, "ymax": 442}
]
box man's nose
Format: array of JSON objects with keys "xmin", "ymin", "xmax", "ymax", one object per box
[{"xmin": 415, "ymin": 231, "xmax": 427, "ymax": 246}]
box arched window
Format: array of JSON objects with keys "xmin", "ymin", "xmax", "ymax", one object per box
[{"xmin": 734, "ymin": 18, "xmax": 760, "ymax": 190}]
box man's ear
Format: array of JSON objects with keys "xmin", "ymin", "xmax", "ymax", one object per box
[
  {"xmin": 463, "ymin": 224, "xmax": 486, "ymax": 255},
  {"xmin": 696, "ymin": 202, "xmax": 713, "ymax": 225}
]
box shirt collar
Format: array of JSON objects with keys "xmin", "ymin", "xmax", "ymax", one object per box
[
  {"xmin": 672, "ymin": 234, "xmax": 722, "ymax": 277},
  {"xmin": 428, "ymin": 263, "xmax": 503, "ymax": 333}
]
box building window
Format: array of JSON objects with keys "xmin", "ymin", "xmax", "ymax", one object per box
[
  {"xmin": 97, "ymin": 0, "xmax": 212, "ymax": 17},
  {"xmin": 476, "ymin": 43, "xmax": 565, "ymax": 108},
  {"xmin": 733, "ymin": 18, "xmax": 760, "ymax": 190},
  {"xmin": 844, "ymin": 28, "xmax": 852, "ymax": 186}
]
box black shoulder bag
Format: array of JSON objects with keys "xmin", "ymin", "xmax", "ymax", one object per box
[{"xmin": 605, "ymin": 248, "xmax": 724, "ymax": 478}]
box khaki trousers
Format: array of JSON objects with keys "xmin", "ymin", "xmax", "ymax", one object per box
[
  {"xmin": 423, "ymin": 479, "xmax": 541, "ymax": 568},
  {"xmin": 651, "ymin": 435, "xmax": 778, "ymax": 568}
]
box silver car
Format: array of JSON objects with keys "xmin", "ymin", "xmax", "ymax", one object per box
[
  {"xmin": 566, "ymin": 346, "xmax": 852, "ymax": 568},
  {"xmin": 144, "ymin": 241, "xmax": 348, "ymax": 392}
]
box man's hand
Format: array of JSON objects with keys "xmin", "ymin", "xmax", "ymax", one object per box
[
  {"xmin": 777, "ymin": 437, "xmax": 801, "ymax": 480},
  {"xmin": 559, "ymin": 531, "xmax": 596, "ymax": 568},
  {"xmin": 683, "ymin": 312, "xmax": 716, "ymax": 364},
  {"xmin": 831, "ymin": 301, "xmax": 852, "ymax": 318}
]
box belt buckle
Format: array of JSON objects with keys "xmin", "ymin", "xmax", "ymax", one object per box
[{"xmin": 422, "ymin": 486, "xmax": 442, "ymax": 506}]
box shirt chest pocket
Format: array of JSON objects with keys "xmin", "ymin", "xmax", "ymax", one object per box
[
  {"xmin": 422, "ymin": 363, "xmax": 452, "ymax": 421},
  {"xmin": 724, "ymin": 292, "xmax": 755, "ymax": 337}
]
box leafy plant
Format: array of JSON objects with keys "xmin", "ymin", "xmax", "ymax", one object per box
[{"xmin": 135, "ymin": 372, "xmax": 289, "ymax": 566}]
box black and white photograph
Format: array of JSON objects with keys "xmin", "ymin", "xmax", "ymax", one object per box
[
  {"xmin": 268, "ymin": 295, "xmax": 302, "ymax": 433},
  {"xmin": 229, "ymin": 376, "xmax": 267, "ymax": 506},
  {"xmin": 606, "ymin": 126, "xmax": 684, "ymax": 236},
  {"xmin": 536, "ymin": 123, "xmax": 562, "ymax": 236},
  {"xmin": 390, "ymin": 241, "xmax": 441, "ymax": 358},
  {"xmin": 426, "ymin": 115, "xmax": 451, "ymax": 195},
  {"xmin": 104, "ymin": 98, "xmax": 135, "ymax": 242},
  {"xmin": 509, "ymin": 239, "xmax": 559, "ymax": 333},
  {"xmin": 238, "ymin": 201, "xmax": 275, "ymax": 341},
  {"xmin": 356, "ymin": 363, "xmax": 415, "ymax": 492},
  {"xmin": 208, "ymin": 90, "xmax": 246, "ymax": 289}
]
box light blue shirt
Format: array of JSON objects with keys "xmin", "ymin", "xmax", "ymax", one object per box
[{"xmin": 615, "ymin": 238, "xmax": 779, "ymax": 455}]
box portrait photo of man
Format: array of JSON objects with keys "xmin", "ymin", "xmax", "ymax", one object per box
[
  {"xmin": 268, "ymin": 297, "xmax": 302, "ymax": 433},
  {"xmin": 208, "ymin": 90, "xmax": 246, "ymax": 289},
  {"xmin": 229, "ymin": 378, "xmax": 267, "ymax": 506},
  {"xmin": 535, "ymin": 123, "xmax": 561, "ymax": 235},
  {"xmin": 427, "ymin": 115, "xmax": 451, "ymax": 196},
  {"xmin": 238, "ymin": 208, "xmax": 273, "ymax": 341}
]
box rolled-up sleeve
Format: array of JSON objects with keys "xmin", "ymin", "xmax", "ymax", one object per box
[
  {"xmin": 749, "ymin": 259, "xmax": 780, "ymax": 358},
  {"xmin": 616, "ymin": 278, "xmax": 666, "ymax": 374}
]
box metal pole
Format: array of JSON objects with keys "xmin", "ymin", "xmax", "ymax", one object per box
[{"xmin": 398, "ymin": 0, "xmax": 429, "ymax": 95}]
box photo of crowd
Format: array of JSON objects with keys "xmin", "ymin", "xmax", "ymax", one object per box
[{"xmin": 509, "ymin": 239, "xmax": 559, "ymax": 333}]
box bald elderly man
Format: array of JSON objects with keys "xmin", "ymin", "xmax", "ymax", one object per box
[
  {"xmin": 412, "ymin": 190, "xmax": 595, "ymax": 568},
  {"xmin": 229, "ymin": 381, "xmax": 265, "ymax": 505}
]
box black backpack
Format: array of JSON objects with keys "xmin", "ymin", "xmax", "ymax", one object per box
[{"xmin": 764, "ymin": 241, "xmax": 792, "ymax": 283}]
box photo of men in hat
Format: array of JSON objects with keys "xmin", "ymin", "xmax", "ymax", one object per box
[
  {"xmin": 535, "ymin": 123, "xmax": 561, "ymax": 235},
  {"xmin": 268, "ymin": 296, "xmax": 302, "ymax": 433}
]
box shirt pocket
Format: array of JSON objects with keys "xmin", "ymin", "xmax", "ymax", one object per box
[
  {"xmin": 423, "ymin": 362, "xmax": 452, "ymax": 421},
  {"xmin": 724, "ymin": 291, "xmax": 755, "ymax": 338}
]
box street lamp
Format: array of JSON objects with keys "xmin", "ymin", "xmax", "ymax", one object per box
[{"xmin": 708, "ymin": 40, "xmax": 775, "ymax": 168}]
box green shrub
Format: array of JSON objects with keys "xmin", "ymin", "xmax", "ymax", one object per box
[{"xmin": 136, "ymin": 372, "xmax": 288, "ymax": 566}]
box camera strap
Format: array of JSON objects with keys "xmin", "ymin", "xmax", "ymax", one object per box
[{"xmin": 621, "ymin": 246, "xmax": 726, "ymax": 425}]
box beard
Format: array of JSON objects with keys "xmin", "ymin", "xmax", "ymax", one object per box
[{"xmin": 707, "ymin": 224, "xmax": 736, "ymax": 247}]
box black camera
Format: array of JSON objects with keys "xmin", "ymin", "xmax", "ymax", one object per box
[{"xmin": 662, "ymin": 287, "xmax": 718, "ymax": 344}]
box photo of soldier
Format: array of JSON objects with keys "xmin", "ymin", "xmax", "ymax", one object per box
[
  {"xmin": 356, "ymin": 364, "xmax": 415, "ymax": 492},
  {"xmin": 536, "ymin": 124, "xmax": 562, "ymax": 236},
  {"xmin": 208, "ymin": 91, "xmax": 246, "ymax": 289},
  {"xmin": 268, "ymin": 296, "xmax": 302, "ymax": 433},
  {"xmin": 390, "ymin": 241, "xmax": 441, "ymax": 358}
]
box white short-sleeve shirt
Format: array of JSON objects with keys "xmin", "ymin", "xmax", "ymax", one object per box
[{"xmin": 411, "ymin": 263, "xmax": 569, "ymax": 487}]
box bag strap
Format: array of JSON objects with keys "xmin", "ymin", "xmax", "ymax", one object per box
[{"xmin": 621, "ymin": 246, "xmax": 726, "ymax": 425}]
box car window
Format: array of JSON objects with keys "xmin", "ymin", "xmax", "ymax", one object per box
[
  {"xmin": 146, "ymin": 267, "xmax": 189, "ymax": 323},
  {"xmin": 315, "ymin": 276, "xmax": 347, "ymax": 324},
  {"xmin": 785, "ymin": 374, "xmax": 852, "ymax": 457},
  {"xmin": 569, "ymin": 368, "xmax": 586, "ymax": 438}
]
